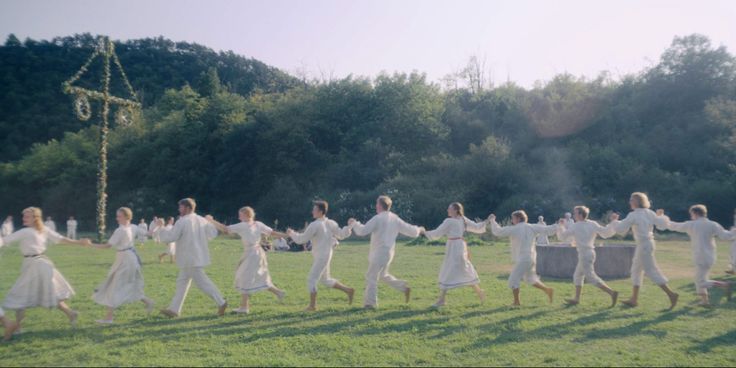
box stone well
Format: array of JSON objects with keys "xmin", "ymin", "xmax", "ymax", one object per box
[{"xmin": 536, "ymin": 243, "xmax": 636, "ymax": 279}]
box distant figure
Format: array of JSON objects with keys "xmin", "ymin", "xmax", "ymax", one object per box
[
  {"xmin": 490, "ymin": 210, "xmax": 558, "ymax": 306},
  {"xmin": 158, "ymin": 217, "xmax": 176, "ymax": 264},
  {"xmin": 287, "ymin": 200, "xmax": 355, "ymax": 311},
  {"xmin": 89, "ymin": 207, "xmax": 155, "ymax": 324},
  {"xmin": 609, "ymin": 192, "xmax": 679, "ymax": 309},
  {"xmin": 273, "ymin": 238, "xmax": 290, "ymax": 251},
  {"xmin": 44, "ymin": 217, "xmax": 56, "ymax": 232},
  {"xmin": 535, "ymin": 216, "xmax": 550, "ymax": 246},
  {"xmin": 150, "ymin": 217, "xmax": 161, "ymax": 244},
  {"xmin": 563, "ymin": 212, "xmax": 575, "ymax": 227},
  {"xmin": 1, "ymin": 216, "xmax": 13, "ymax": 237},
  {"xmin": 136, "ymin": 219, "xmax": 148, "ymax": 246},
  {"xmin": 663, "ymin": 204, "xmax": 735, "ymax": 306},
  {"xmin": 424, "ymin": 202, "xmax": 487, "ymax": 308},
  {"xmin": 728, "ymin": 209, "xmax": 736, "ymax": 275},
  {"xmin": 66, "ymin": 216, "xmax": 78, "ymax": 240}
]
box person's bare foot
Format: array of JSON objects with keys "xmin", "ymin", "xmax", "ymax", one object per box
[
  {"xmin": 621, "ymin": 299, "xmax": 638, "ymax": 308},
  {"xmin": 145, "ymin": 300, "xmax": 155, "ymax": 315},
  {"xmin": 3, "ymin": 321, "xmax": 18, "ymax": 342},
  {"xmin": 347, "ymin": 288, "xmax": 355, "ymax": 305},
  {"xmin": 668, "ymin": 293, "xmax": 679, "ymax": 310},
  {"xmin": 545, "ymin": 288, "xmax": 554, "ymax": 303},
  {"xmin": 217, "ymin": 302, "xmax": 228, "ymax": 316},
  {"xmin": 276, "ymin": 290, "xmax": 286, "ymax": 302},
  {"xmin": 564, "ymin": 298, "xmax": 579, "ymax": 306},
  {"xmin": 725, "ymin": 270, "xmax": 735, "ymax": 275},
  {"xmin": 160, "ymin": 309, "xmax": 179, "ymax": 318},
  {"xmin": 610, "ymin": 291, "xmax": 619, "ymax": 308},
  {"xmin": 511, "ymin": 302, "xmax": 521, "ymax": 308},
  {"xmin": 304, "ymin": 306, "xmax": 317, "ymax": 312},
  {"xmin": 478, "ymin": 289, "xmax": 487, "ymax": 304},
  {"xmin": 404, "ymin": 287, "xmax": 411, "ymax": 304},
  {"xmin": 69, "ymin": 311, "xmax": 79, "ymax": 328}
]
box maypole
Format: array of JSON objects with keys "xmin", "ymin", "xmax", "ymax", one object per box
[{"xmin": 62, "ymin": 36, "xmax": 140, "ymax": 242}]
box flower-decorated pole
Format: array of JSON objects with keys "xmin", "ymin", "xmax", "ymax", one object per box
[{"xmin": 62, "ymin": 36, "xmax": 140, "ymax": 242}]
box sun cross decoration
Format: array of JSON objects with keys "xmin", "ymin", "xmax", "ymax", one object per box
[{"xmin": 62, "ymin": 36, "xmax": 141, "ymax": 242}]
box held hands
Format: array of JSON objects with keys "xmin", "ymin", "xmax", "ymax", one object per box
[
  {"xmin": 80, "ymin": 238, "xmax": 92, "ymax": 247},
  {"xmin": 205, "ymin": 215, "xmax": 214, "ymax": 222},
  {"xmin": 488, "ymin": 214, "xmax": 496, "ymax": 222},
  {"xmin": 156, "ymin": 218, "xmax": 165, "ymax": 227},
  {"xmin": 609, "ymin": 212, "xmax": 620, "ymax": 222},
  {"xmin": 348, "ymin": 218, "xmax": 356, "ymax": 226},
  {"xmin": 656, "ymin": 209, "xmax": 665, "ymax": 216}
]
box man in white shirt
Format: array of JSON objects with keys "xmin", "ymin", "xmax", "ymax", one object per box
[
  {"xmin": 66, "ymin": 216, "xmax": 78, "ymax": 240},
  {"xmin": 349, "ymin": 195, "xmax": 424, "ymax": 309},
  {"xmin": 288, "ymin": 200, "xmax": 355, "ymax": 311},
  {"xmin": 556, "ymin": 206, "xmax": 619, "ymax": 306},
  {"xmin": 664, "ymin": 204, "xmax": 735, "ymax": 306},
  {"xmin": 155, "ymin": 198, "xmax": 227, "ymax": 317},
  {"xmin": 44, "ymin": 217, "xmax": 56, "ymax": 232}
]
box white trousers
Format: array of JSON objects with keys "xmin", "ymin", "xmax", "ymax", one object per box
[
  {"xmin": 730, "ymin": 241, "xmax": 736, "ymax": 271},
  {"xmin": 66, "ymin": 228, "xmax": 77, "ymax": 240},
  {"xmin": 573, "ymin": 251, "xmax": 604, "ymax": 287},
  {"xmin": 631, "ymin": 240, "xmax": 668, "ymax": 286},
  {"xmin": 168, "ymin": 267, "xmax": 225, "ymax": 315},
  {"xmin": 364, "ymin": 247, "xmax": 407, "ymax": 307},
  {"xmin": 508, "ymin": 260, "xmax": 540, "ymax": 289},
  {"xmin": 695, "ymin": 262, "xmax": 717, "ymax": 294},
  {"xmin": 308, "ymin": 251, "xmax": 338, "ymax": 293}
]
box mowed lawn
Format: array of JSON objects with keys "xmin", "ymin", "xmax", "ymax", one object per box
[{"xmin": 1, "ymin": 236, "xmax": 735, "ymax": 366}]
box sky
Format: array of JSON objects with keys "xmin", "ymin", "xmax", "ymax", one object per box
[{"xmin": 1, "ymin": 0, "xmax": 735, "ymax": 87}]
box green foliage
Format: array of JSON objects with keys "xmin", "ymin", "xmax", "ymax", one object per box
[{"xmin": 1, "ymin": 34, "xmax": 736, "ymax": 230}]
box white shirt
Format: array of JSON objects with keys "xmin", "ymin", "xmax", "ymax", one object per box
[
  {"xmin": 108, "ymin": 224, "xmax": 145, "ymax": 250},
  {"xmin": 557, "ymin": 219, "xmax": 616, "ymax": 253},
  {"xmin": 424, "ymin": 217, "xmax": 487, "ymax": 240},
  {"xmin": 227, "ymin": 221, "xmax": 273, "ymax": 249},
  {"xmin": 0, "ymin": 227, "xmax": 64, "ymax": 256},
  {"xmin": 289, "ymin": 218, "xmax": 351, "ymax": 256},
  {"xmin": 612, "ymin": 208, "xmax": 668, "ymax": 241},
  {"xmin": 490, "ymin": 221, "xmax": 558, "ymax": 262},
  {"xmin": 1, "ymin": 221, "xmax": 13, "ymax": 237},
  {"xmin": 352, "ymin": 211, "xmax": 421, "ymax": 250},
  {"xmin": 138, "ymin": 222, "xmax": 148, "ymax": 232},
  {"xmin": 66, "ymin": 220, "xmax": 78, "ymax": 229},
  {"xmin": 667, "ymin": 217, "xmax": 735, "ymax": 265},
  {"xmin": 156, "ymin": 213, "xmax": 218, "ymax": 268},
  {"xmin": 44, "ymin": 220, "xmax": 56, "ymax": 232}
]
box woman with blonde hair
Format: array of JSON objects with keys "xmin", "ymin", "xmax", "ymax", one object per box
[
  {"xmin": 0, "ymin": 207, "xmax": 90, "ymax": 332},
  {"xmin": 207, "ymin": 206, "xmax": 288, "ymax": 314},
  {"xmin": 610, "ymin": 192, "xmax": 679, "ymax": 309},
  {"xmin": 423, "ymin": 202, "xmax": 488, "ymax": 308},
  {"xmin": 89, "ymin": 207, "xmax": 156, "ymax": 324}
]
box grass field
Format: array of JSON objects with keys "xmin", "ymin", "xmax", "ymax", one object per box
[{"xmin": 0, "ymin": 236, "xmax": 735, "ymax": 366}]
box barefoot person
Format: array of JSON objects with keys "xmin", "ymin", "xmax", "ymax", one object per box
[
  {"xmin": 207, "ymin": 206, "xmax": 288, "ymax": 314},
  {"xmin": 663, "ymin": 204, "xmax": 735, "ymax": 306},
  {"xmin": 66, "ymin": 216, "xmax": 78, "ymax": 240},
  {"xmin": 90, "ymin": 207, "xmax": 155, "ymax": 324},
  {"xmin": 0, "ymin": 207, "xmax": 90, "ymax": 332},
  {"xmin": 609, "ymin": 192, "xmax": 679, "ymax": 309},
  {"xmin": 287, "ymin": 200, "xmax": 355, "ymax": 311},
  {"xmin": 155, "ymin": 198, "xmax": 227, "ymax": 318},
  {"xmin": 0, "ymin": 308, "xmax": 18, "ymax": 342},
  {"xmin": 556, "ymin": 206, "xmax": 619, "ymax": 307},
  {"xmin": 489, "ymin": 210, "xmax": 557, "ymax": 306},
  {"xmin": 158, "ymin": 217, "xmax": 176, "ymax": 264},
  {"xmin": 423, "ymin": 202, "xmax": 487, "ymax": 308},
  {"xmin": 349, "ymin": 195, "xmax": 423, "ymax": 309}
]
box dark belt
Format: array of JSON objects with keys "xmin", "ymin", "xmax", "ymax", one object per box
[
  {"xmin": 119, "ymin": 247, "xmax": 142, "ymax": 266},
  {"xmin": 24, "ymin": 253, "xmax": 44, "ymax": 258},
  {"xmin": 448, "ymin": 237, "xmax": 464, "ymax": 241}
]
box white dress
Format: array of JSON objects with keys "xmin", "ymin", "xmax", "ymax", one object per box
[
  {"xmin": 137, "ymin": 222, "xmax": 148, "ymax": 243},
  {"xmin": 227, "ymin": 221, "xmax": 275, "ymax": 294},
  {"xmin": 92, "ymin": 224, "xmax": 147, "ymax": 308},
  {"xmin": 425, "ymin": 217, "xmax": 486, "ymax": 290},
  {"xmin": 0, "ymin": 227, "xmax": 75, "ymax": 309},
  {"xmin": 612, "ymin": 208, "xmax": 669, "ymax": 286}
]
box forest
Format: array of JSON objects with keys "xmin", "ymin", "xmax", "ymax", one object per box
[{"xmin": 0, "ymin": 33, "xmax": 735, "ymax": 229}]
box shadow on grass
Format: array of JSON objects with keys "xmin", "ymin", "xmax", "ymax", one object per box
[{"xmin": 688, "ymin": 329, "xmax": 736, "ymax": 353}]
